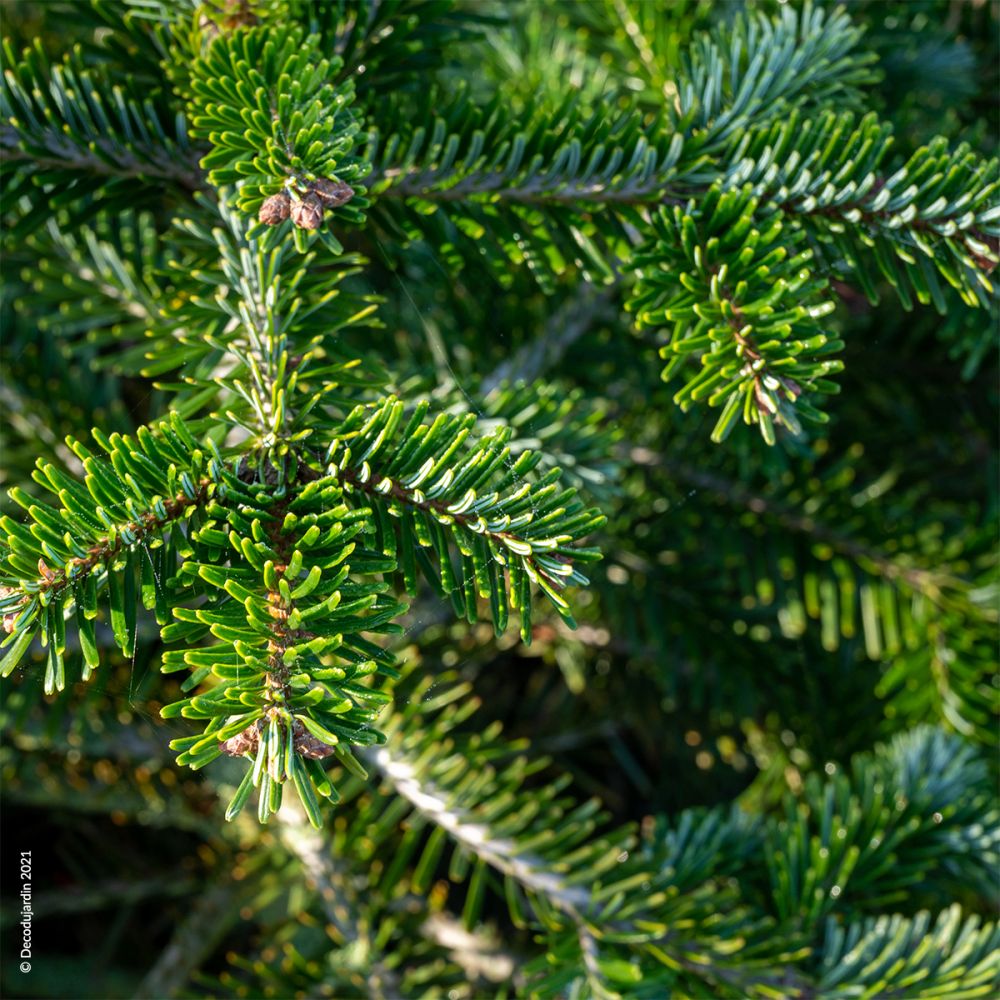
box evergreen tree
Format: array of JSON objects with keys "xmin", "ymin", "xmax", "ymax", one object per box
[{"xmin": 0, "ymin": 1, "xmax": 997, "ymax": 997}]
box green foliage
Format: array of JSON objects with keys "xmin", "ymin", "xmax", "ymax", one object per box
[
  {"xmin": 0, "ymin": 36, "xmax": 196, "ymax": 223},
  {"xmin": 0, "ymin": 415, "xmax": 223, "ymax": 689},
  {"xmin": 163, "ymin": 467, "xmax": 403, "ymax": 827},
  {"xmin": 0, "ymin": 1, "xmax": 997, "ymax": 997},
  {"xmin": 709, "ymin": 107, "xmax": 1000, "ymax": 313},
  {"xmin": 329, "ymin": 395, "xmax": 606, "ymax": 640},
  {"xmin": 0, "ymin": 395, "xmax": 603, "ymax": 827},
  {"xmin": 365, "ymin": 87, "xmax": 681, "ymax": 287},
  {"xmin": 187, "ymin": 23, "xmax": 369, "ymax": 252},
  {"xmin": 461, "ymin": 377, "xmax": 622, "ymax": 499},
  {"xmin": 816, "ymin": 905, "xmax": 1000, "ymax": 999},
  {"xmin": 629, "ymin": 184, "xmax": 843, "ymax": 443},
  {"xmin": 673, "ymin": 0, "xmax": 879, "ymax": 147},
  {"xmin": 147, "ymin": 193, "xmax": 380, "ymax": 425}
]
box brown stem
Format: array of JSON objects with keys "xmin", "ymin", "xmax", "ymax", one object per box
[
  {"xmin": 262, "ymin": 501, "xmax": 296, "ymax": 708},
  {"xmin": 32, "ymin": 478, "xmax": 213, "ymax": 602}
]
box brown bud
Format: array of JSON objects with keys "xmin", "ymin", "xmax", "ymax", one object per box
[
  {"xmin": 258, "ymin": 191, "xmax": 291, "ymax": 226},
  {"xmin": 310, "ymin": 178, "xmax": 354, "ymax": 208},
  {"xmin": 292, "ymin": 719, "xmax": 337, "ymax": 759},
  {"xmin": 219, "ymin": 721, "xmax": 262, "ymax": 757},
  {"xmin": 290, "ymin": 193, "xmax": 324, "ymax": 231}
]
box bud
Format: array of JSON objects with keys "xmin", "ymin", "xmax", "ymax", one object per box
[
  {"xmin": 37, "ymin": 559, "xmax": 57, "ymax": 584},
  {"xmin": 292, "ymin": 719, "xmax": 337, "ymax": 759},
  {"xmin": 219, "ymin": 721, "xmax": 262, "ymax": 757},
  {"xmin": 311, "ymin": 178, "xmax": 354, "ymax": 208},
  {"xmin": 258, "ymin": 191, "xmax": 291, "ymax": 226},
  {"xmin": 291, "ymin": 193, "xmax": 324, "ymax": 230},
  {"xmin": 221, "ymin": 0, "xmax": 259, "ymax": 29}
]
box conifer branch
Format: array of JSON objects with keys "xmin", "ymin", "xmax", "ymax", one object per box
[
  {"xmin": 2, "ymin": 3, "xmax": 996, "ymax": 992},
  {"xmin": 278, "ymin": 804, "xmax": 404, "ymax": 1000},
  {"xmin": 0, "ymin": 415, "xmax": 225, "ymax": 688},
  {"xmin": 0, "ymin": 122, "xmax": 203, "ymax": 189},
  {"xmin": 134, "ymin": 873, "xmax": 258, "ymax": 1000},
  {"xmin": 0, "ymin": 40, "xmax": 202, "ymax": 189},
  {"xmin": 19, "ymin": 480, "xmax": 211, "ymax": 607},
  {"xmin": 327, "ymin": 396, "xmax": 606, "ymax": 641},
  {"xmin": 365, "ymin": 745, "xmax": 592, "ymax": 913},
  {"xmin": 480, "ymin": 286, "xmax": 616, "ymax": 394},
  {"xmin": 186, "ymin": 22, "xmax": 368, "ymax": 249},
  {"xmin": 340, "ymin": 464, "xmax": 577, "ymax": 599},
  {"xmin": 376, "ymin": 169, "xmax": 677, "ymax": 206},
  {"xmin": 164, "ymin": 470, "xmax": 402, "ymax": 824},
  {"xmin": 649, "ymin": 455, "xmax": 968, "ymax": 605}
]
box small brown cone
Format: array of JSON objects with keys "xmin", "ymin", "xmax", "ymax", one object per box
[
  {"xmin": 311, "ymin": 178, "xmax": 355, "ymax": 208},
  {"xmin": 259, "ymin": 191, "xmax": 291, "ymax": 225},
  {"xmin": 291, "ymin": 193, "xmax": 324, "ymax": 230}
]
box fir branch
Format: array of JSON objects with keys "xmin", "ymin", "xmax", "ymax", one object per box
[
  {"xmin": 716, "ymin": 110, "xmax": 1000, "ymax": 310},
  {"xmin": 815, "ymin": 905, "xmax": 1000, "ymax": 998},
  {"xmin": 186, "ymin": 22, "xmax": 369, "ymax": 248},
  {"xmin": 377, "ymin": 167, "xmax": 677, "ymax": 207},
  {"xmin": 133, "ymin": 871, "xmax": 262, "ymax": 1000},
  {"xmin": 358, "ymin": 688, "xmax": 656, "ymax": 1000},
  {"xmin": 0, "ymin": 123, "xmax": 202, "ymax": 189},
  {"xmin": 420, "ymin": 913, "xmax": 520, "ymax": 989},
  {"xmin": 148, "ymin": 194, "xmax": 380, "ymax": 429},
  {"xmin": 648, "ymin": 454, "xmax": 969, "ymax": 605},
  {"xmin": 278, "ymin": 803, "xmax": 403, "ymax": 1000},
  {"xmin": 327, "ymin": 396, "xmax": 606, "ymax": 641},
  {"xmin": 162, "ymin": 468, "xmax": 404, "ymax": 822},
  {"xmin": 365, "ymin": 744, "xmax": 592, "ymax": 913},
  {"xmin": 1, "ymin": 4, "xmax": 997, "ymax": 992},
  {"xmin": 24, "ymin": 214, "xmax": 165, "ymax": 336},
  {"xmin": 479, "ymin": 285, "xmax": 616, "ymax": 394},
  {"xmin": 628, "ymin": 184, "xmax": 844, "ymax": 444},
  {"xmin": 0, "ymin": 414, "xmax": 225, "ymax": 688},
  {"xmin": 675, "ymin": 0, "xmax": 878, "ymax": 151},
  {"xmin": 453, "ymin": 379, "xmax": 623, "ymax": 501},
  {"xmin": 22, "ymin": 479, "xmax": 211, "ymax": 606},
  {"xmin": 0, "ymin": 40, "xmax": 202, "ymax": 189}
]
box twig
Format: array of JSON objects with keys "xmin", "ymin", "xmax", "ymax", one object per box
[
  {"xmin": 277, "ymin": 803, "xmax": 402, "ymax": 1000},
  {"xmin": 480, "ymin": 284, "xmax": 618, "ymax": 394}
]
